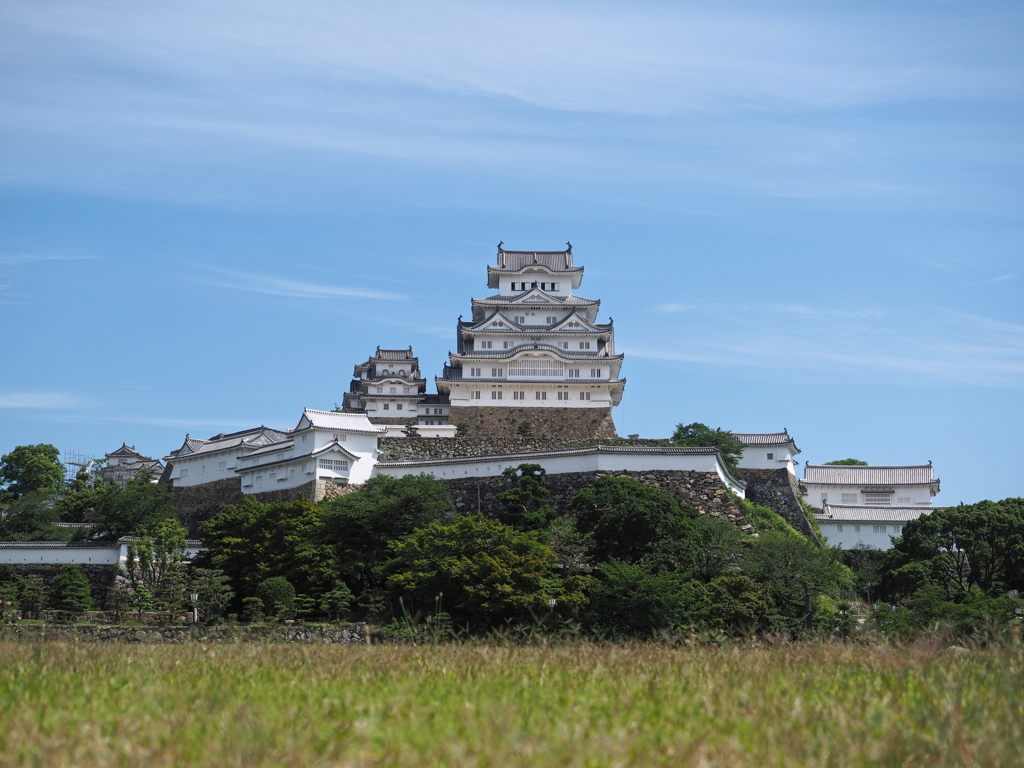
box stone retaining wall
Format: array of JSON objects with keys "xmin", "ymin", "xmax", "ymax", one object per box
[
  {"xmin": 447, "ymin": 406, "xmax": 618, "ymax": 439},
  {"xmin": 440, "ymin": 469, "xmax": 752, "ymax": 531},
  {"xmin": 172, "ymin": 477, "xmax": 246, "ymax": 536},
  {"xmin": 1, "ymin": 622, "xmax": 366, "ymax": 644},
  {"xmin": 739, "ymin": 468, "xmax": 818, "ymax": 541},
  {"xmin": 378, "ymin": 436, "xmax": 668, "ymax": 462},
  {"xmin": 5, "ymin": 563, "xmax": 118, "ymax": 609}
]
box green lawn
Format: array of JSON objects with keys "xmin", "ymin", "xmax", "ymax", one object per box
[{"xmin": 1, "ymin": 640, "xmax": 1020, "ymax": 767}]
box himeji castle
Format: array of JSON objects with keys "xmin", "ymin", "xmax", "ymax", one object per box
[{"xmin": 435, "ymin": 243, "xmax": 625, "ymax": 438}]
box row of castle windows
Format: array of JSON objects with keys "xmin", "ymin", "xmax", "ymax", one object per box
[
  {"xmin": 834, "ymin": 524, "xmax": 903, "ymax": 534},
  {"xmin": 510, "ymin": 282, "xmax": 559, "ymax": 291},
  {"xmin": 471, "ymin": 390, "xmax": 592, "ymax": 401},
  {"xmin": 468, "ymin": 367, "xmax": 602, "ymax": 378}
]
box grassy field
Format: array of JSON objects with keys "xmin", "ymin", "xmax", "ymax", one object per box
[{"xmin": 0, "ymin": 639, "xmax": 1020, "ymax": 767}]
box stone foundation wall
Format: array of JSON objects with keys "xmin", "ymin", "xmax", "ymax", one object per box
[
  {"xmin": 738, "ymin": 468, "xmax": 818, "ymax": 541},
  {"xmin": 5, "ymin": 563, "xmax": 118, "ymax": 609},
  {"xmin": 447, "ymin": 406, "xmax": 618, "ymax": 439},
  {"xmin": 2, "ymin": 622, "xmax": 366, "ymax": 644},
  {"xmin": 439, "ymin": 469, "xmax": 752, "ymax": 532},
  {"xmin": 172, "ymin": 477, "xmax": 246, "ymax": 537},
  {"xmin": 379, "ymin": 436, "xmax": 667, "ymax": 462}
]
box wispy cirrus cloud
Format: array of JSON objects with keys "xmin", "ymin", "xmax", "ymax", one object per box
[
  {"xmin": 0, "ymin": 391, "xmax": 78, "ymax": 408},
  {"xmin": 189, "ymin": 265, "xmax": 406, "ymax": 301},
  {"xmin": 627, "ymin": 304, "xmax": 1024, "ymax": 389}
]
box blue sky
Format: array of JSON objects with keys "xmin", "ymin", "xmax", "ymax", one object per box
[{"xmin": 1, "ymin": 0, "xmax": 1021, "ymax": 504}]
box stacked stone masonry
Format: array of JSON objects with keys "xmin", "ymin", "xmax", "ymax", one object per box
[
  {"xmin": 378, "ymin": 436, "xmax": 667, "ymax": 462},
  {"xmin": 739, "ymin": 468, "xmax": 820, "ymax": 542},
  {"xmin": 2, "ymin": 623, "xmax": 366, "ymax": 644},
  {"xmin": 447, "ymin": 406, "xmax": 618, "ymax": 440}
]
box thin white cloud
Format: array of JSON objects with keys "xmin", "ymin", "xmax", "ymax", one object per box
[
  {"xmin": 625, "ymin": 304, "xmax": 1024, "ymax": 389},
  {"xmin": 0, "ymin": 392, "xmax": 78, "ymax": 409},
  {"xmin": 190, "ymin": 265, "xmax": 406, "ymax": 301}
]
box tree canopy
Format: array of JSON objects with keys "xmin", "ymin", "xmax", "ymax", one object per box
[
  {"xmin": 668, "ymin": 423, "xmax": 744, "ymax": 474},
  {"xmin": 824, "ymin": 458, "xmax": 868, "ymax": 466},
  {"xmin": 0, "ymin": 444, "xmax": 63, "ymax": 502}
]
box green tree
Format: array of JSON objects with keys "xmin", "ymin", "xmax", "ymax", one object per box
[
  {"xmin": 402, "ymin": 421, "xmax": 421, "ymax": 437},
  {"xmin": 824, "ymin": 458, "xmax": 868, "ymax": 465},
  {"xmin": 48, "ymin": 565, "xmax": 93, "ymax": 619},
  {"xmin": 199, "ymin": 498, "xmax": 338, "ymax": 606},
  {"xmin": 582, "ymin": 561, "xmax": 695, "ymax": 638},
  {"xmin": 516, "ymin": 421, "xmax": 535, "ymax": 437},
  {"xmin": 743, "ymin": 531, "xmax": 851, "ymax": 635},
  {"xmin": 496, "ymin": 464, "xmax": 556, "ymax": 532},
  {"xmin": 319, "ymin": 474, "xmax": 454, "ymax": 603},
  {"xmin": 320, "ymin": 585, "xmax": 355, "ymax": 621},
  {"xmin": 0, "ymin": 444, "xmax": 63, "ymax": 502},
  {"xmin": 691, "ymin": 513, "xmax": 746, "ymax": 583},
  {"xmin": 570, "ymin": 476, "xmax": 700, "ymax": 573},
  {"xmin": 386, "ymin": 515, "xmax": 587, "ymax": 630},
  {"xmin": 189, "ymin": 568, "xmax": 234, "ymax": 623},
  {"xmin": 668, "ymin": 423, "xmax": 744, "ymax": 475},
  {"xmin": 123, "ymin": 519, "xmax": 190, "ymax": 617},
  {"xmin": 87, "ymin": 480, "xmax": 178, "ymax": 539},
  {"xmin": 256, "ymin": 577, "xmax": 296, "ymax": 618},
  {"xmin": 0, "ymin": 491, "xmax": 70, "ymax": 541},
  {"xmin": 455, "ymin": 423, "xmax": 471, "ymax": 437}
]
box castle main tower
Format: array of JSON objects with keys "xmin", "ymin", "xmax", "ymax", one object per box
[{"xmin": 436, "ymin": 243, "xmax": 624, "ymax": 438}]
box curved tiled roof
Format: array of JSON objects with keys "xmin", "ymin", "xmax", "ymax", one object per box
[
  {"xmin": 491, "ymin": 249, "xmax": 580, "ymax": 273},
  {"xmin": 803, "ymin": 464, "xmax": 937, "ymax": 485},
  {"xmin": 298, "ymin": 408, "xmax": 388, "ymax": 435},
  {"xmin": 815, "ymin": 504, "xmax": 945, "ymax": 522}
]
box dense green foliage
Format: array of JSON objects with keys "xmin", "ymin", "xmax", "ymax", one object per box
[
  {"xmin": 668, "ymin": 423, "xmax": 744, "ymax": 474},
  {"xmin": 255, "ymin": 577, "xmax": 296, "ymax": 617},
  {"xmin": 873, "ymin": 498, "xmax": 1024, "ymax": 638},
  {"xmin": 386, "ymin": 514, "xmax": 585, "ymax": 629},
  {"xmin": 0, "ymin": 443, "xmax": 63, "ymax": 502},
  {"xmin": 48, "ymin": 565, "xmax": 93, "ymax": 618},
  {"xmin": 496, "ymin": 463, "xmax": 556, "ymax": 531},
  {"xmin": 824, "ymin": 458, "xmax": 868, "ymax": 465}
]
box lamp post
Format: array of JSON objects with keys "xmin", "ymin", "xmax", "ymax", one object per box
[{"xmin": 191, "ymin": 592, "xmax": 199, "ymax": 624}]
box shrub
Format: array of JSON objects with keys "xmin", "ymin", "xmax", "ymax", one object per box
[
  {"xmin": 48, "ymin": 565, "xmax": 93, "ymax": 619},
  {"xmin": 256, "ymin": 577, "xmax": 296, "ymax": 618}
]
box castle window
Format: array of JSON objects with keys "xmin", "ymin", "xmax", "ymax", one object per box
[
  {"xmin": 514, "ymin": 315, "xmax": 525, "ymax": 324},
  {"xmin": 472, "ymin": 391, "xmax": 481, "ymax": 399},
  {"xmin": 396, "ymin": 404, "xmax": 403, "ymax": 411},
  {"xmin": 842, "ymin": 494, "xmax": 857, "ymax": 503},
  {"xmin": 546, "ymin": 316, "xmax": 556, "ymax": 324},
  {"xmin": 560, "ymin": 342, "xmax": 569, "ymax": 349},
  {"xmin": 557, "ymin": 391, "xmax": 569, "ymax": 401},
  {"xmin": 873, "ymin": 525, "xmax": 887, "ymax": 534},
  {"xmin": 590, "ymin": 368, "xmax": 601, "ymax": 377},
  {"xmin": 855, "ymin": 525, "xmax": 861, "ymax": 532},
  {"xmin": 383, "ymin": 403, "xmax": 390, "ymax": 410},
  {"xmin": 766, "ymin": 453, "xmax": 774, "ymax": 460},
  {"xmin": 480, "ymin": 341, "xmax": 493, "ymax": 349},
  {"xmin": 836, "ymin": 525, "xmax": 843, "ymax": 533},
  {"xmin": 491, "ymin": 390, "xmax": 503, "ymax": 400},
  {"xmin": 471, "ymin": 368, "xmax": 481, "ymax": 377},
  {"xmin": 535, "ymin": 391, "xmax": 547, "ymax": 400},
  {"xmin": 435, "ymin": 408, "xmax": 442, "ymax": 415},
  {"xmin": 503, "ymin": 341, "xmax": 512, "ymax": 349},
  {"xmin": 579, "ymin": 391, "xmax": 590, "ymax": 400},
  {"xmin": 376, "ymin": 387, "xmax": 383, "ymax": 394},
  {"xmin": 319, "ymin": 458, "xmax": 349, "ymax": 472},
  {"xmin": 552, "ymin": 283, "xmax": 559, "ymax": 291},
  {"xmin": 390, "ymin": 387, "xmax": 396, "ymax": 394},
  {"xmin": 513, "ymin": 391, "xmax": 525, "ymax": 400},
  {"xmin": 820, "ymin": 493, "xmax": 828, "ymax": 502},
  {"xmin": 898, "ymin": 497, "xmax": 911, "ymax": 504},
  {"xmin": 864, "ymin": 493, "xmax": 892, "ymax": 505},
  {"xmin": 580, "ymin": 341, "xmax": 591, "ymax": 350},
  {"xmin": 404, "ymin": 387, "xmax": 410, "ymax": 394},
  {"xmin": 568, "ymin": 368, "xmax": 580, "ymax": 377},
  {"xmin": 491, "ymin": 368, "xmax": 503, "ymax": 377}
]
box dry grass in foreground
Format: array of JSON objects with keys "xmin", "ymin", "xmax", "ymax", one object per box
[{"xmin": 0, "ymin": 640, "xmax": 1020, "ymax": 767}]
